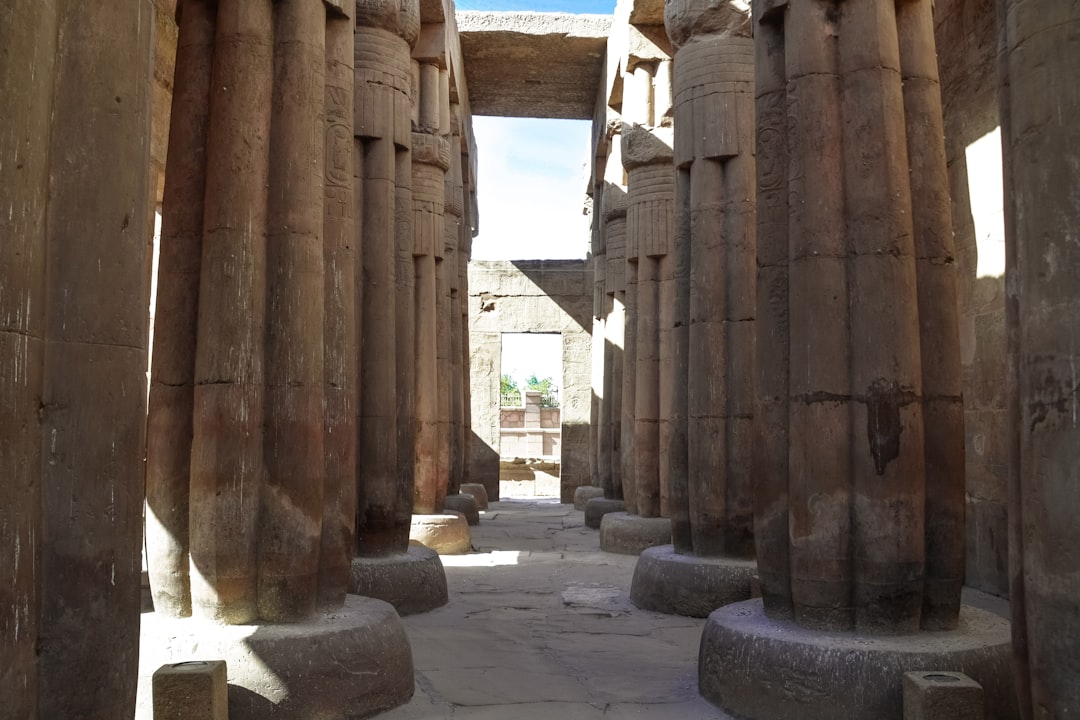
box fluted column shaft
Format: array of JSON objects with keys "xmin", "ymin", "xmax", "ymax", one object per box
[
  {"xmin": 666, "ymin": 1, "xmax": 756, "ymax": 558},
  {"xmin": 751, "ymin": 0, "xmax": 964, "ymax": 633},
  {"xmin": 999, "ymin": 0, "xmax": 1080, "ymax": 715},
  {"xmin": 354, "ymin": 0, "xmax": 418, "ymax": 555}
]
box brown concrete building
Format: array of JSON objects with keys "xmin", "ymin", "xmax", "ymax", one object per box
[{"xmin": 1, "ymin": 0, "xmax": 1077, "ymax": 717}]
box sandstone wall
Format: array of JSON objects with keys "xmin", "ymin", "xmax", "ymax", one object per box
[{"xmin": 469, "ymin": 260, "xmax": 594, "ymax": 503}]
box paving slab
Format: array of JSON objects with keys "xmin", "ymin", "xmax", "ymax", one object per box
[{"xmin": 378, "ymin": 499, "xmax": 731, "ymax": 719}]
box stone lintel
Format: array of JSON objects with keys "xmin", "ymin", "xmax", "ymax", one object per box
[
  {"xmin": 322, "ymin": 0, "xmax": 351, "ymax": 19},
  {"xmin": 458, "ymin": 11, "xmax": 612, "ymax": 119}
]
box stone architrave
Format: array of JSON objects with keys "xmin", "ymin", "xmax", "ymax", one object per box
[
  {"xmin": 630, "ymin": 0, "xmax": 758, "ymax": 620},
  {"xmin": 355, "ymin": 0, "xmax": 420, "ymax": 556},
  {"xmin": 751, "ymin": 0, "xmax": 965, "ymax": 634},
  {"xmin": 1, "ymin": 2, "xmax": 153, "ymax": 715},
  {"xmin": 999, "ymin": 0, "xmax": 1080, "ymax": 715},
  {"xmin": 411, "ymin": 58, "xmax": 452, "ymax": 516}
]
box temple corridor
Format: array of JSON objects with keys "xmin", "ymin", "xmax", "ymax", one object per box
[{"xmin": 382, "ymin": 499, "xmax": 727, "ymax": 720}]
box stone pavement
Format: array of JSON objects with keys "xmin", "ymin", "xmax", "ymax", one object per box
[{"xmin": 379, "ymin": 498, "xmax": 732, "ymax": 719}]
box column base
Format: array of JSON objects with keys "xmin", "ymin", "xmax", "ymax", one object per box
[
  {"xmin": 630, "ymin": 545, "xmax": 755, "ymax": 618},
  {"xmin": 699, "ymin": 599, "xmax": 1016, "ymax": 720},
  {"xmin": 573, "ymin": 485, "xmax": 605, "ymax": 510},
  {"xmin": 459, "ymin": 482, "xmax": 489, "ymax": 509},
  {"xmin": 350, "ymin": 544, "xmax": 449, "ymax": 615},
  {"xmin": 135, "ymin": 595, "xmax": 414, "ymax": 720},
  {"xmin": 584, "ymin": 497, "xmax": 625, "ymax": 528},
  {"xmin": 410, "ymin": 513, "xmax": 472, "ymax": 554},
  {"xmin": 599, "ymin": 512, "xmax": 671, "ymax": 554},
  {"xmin": 443, "ymin": 493, "xmax": 480, "ymax": 525}
]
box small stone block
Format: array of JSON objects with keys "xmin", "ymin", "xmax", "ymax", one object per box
[
  {"xmin": 903, "ymin": 671, "xmax": 983, "ymax": 720},
  {"xmin": 153, "ymin": 660, "xmax": 227, "ymax": 720}
]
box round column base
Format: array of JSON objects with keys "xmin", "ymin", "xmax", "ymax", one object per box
[
  {"xmin": 599, "ymin": 512, "xmax": 671, "ymax": 555},
  {"xmin": 699, "ymin": 599, "xmax": 1016, "ymax": 720},
  {"xmin": 630, "ymin": 545, "xmax": 755, "ymax": 617},
  {"xmin": 350, "ymin": 544, "xmax": 448, "ymax": 615},
  {"xmin": 573, "ymin": 485, "xmax": 605, "ymax": 510},
  {"xmin": 410, "ymin": 513, "xmax": 472, "ymax": 554},
  {"xmin": 459, "ymin": 482, "xmax": 489, "ymax": 510},
  {"xmin": 584, "ymin": 497, "xmax": 625, "ymax": 528},
  {"xmin": 443, "ymin": 493, "xmax": 480, "ymax": 525},
  {"xmin": 136, "ymin": 595, "xmax": 414, "ymax": 720}
]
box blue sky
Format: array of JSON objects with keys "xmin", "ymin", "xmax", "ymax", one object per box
[
  {"xmin": 470, "ymin": 116, "xmax": 593, "ymax": 260},
  {"xmin": 458, "ymin": 0, "xmax": 608, "ymax": 261}
]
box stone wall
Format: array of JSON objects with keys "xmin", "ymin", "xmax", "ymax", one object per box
[
  {"xmin": 936, "ymin": 0, "xmax": 1009, "ymax": 597},
  {"xmin": 469, "ymin": 260, "xmax": 593, "ymax": 503}
]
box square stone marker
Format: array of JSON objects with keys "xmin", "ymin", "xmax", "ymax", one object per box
[
  {"xmin": 903, "ymin": 670, "xmax": 983, "ymax": 720},
  {"xmin": 153, "ymin": 660, "xmax": 228, "ymax": 720}
]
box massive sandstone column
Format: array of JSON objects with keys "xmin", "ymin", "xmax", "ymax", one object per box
[
  {"xmin": 698, "ymin": 1, "xmax": 1012, "ymax": 717},
  {"xmin": 141, "ymin": 3, "xmax": 413, "ymax": 717},
  {"xmin": 1, "ymin": 2, "xmax": 152, "ymax": 715},
  {"xmin": 631, "ymin": 0, "xmax": 758, "ymax": 618},
  {"xmin": 355, "ymin": 0, "xmax": 419, "ymax": 556},
  {"xmin": 999, "ymin": 1, "xmax": 1080, "ymax": 716},
  {"xmin": 411, "ymin": 57, "xmax": 451, "ymax": 516},
  {"xmin": 750, "ymin": 0, "xmax": 964, "ymax": 634},
  {"xmin": 602, "ymin": 52, "xmax": 677, "ymax": 555}
]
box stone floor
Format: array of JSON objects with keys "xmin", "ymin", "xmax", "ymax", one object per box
[{"xmin": 379, "ymin": 498, "xmax": 732, "ymax": 720}]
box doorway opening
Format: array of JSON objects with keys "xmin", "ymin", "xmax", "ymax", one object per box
[{"xmin": 499, "ymin": 332, "xmax": 563, "ymax": 498}]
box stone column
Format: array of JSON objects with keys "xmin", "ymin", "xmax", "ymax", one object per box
[
  {"xmin": 697, "ymin": 1, "xmax": 1012, "ymax": 716},
  {"xmin": 349, "ymin": 0, "xmax": 451, "ymax": 614},
  {"xmin": 138, "ymin": 2, "xmax": 414, "ymax": 717},
  {"xmin": 631, "ymin": 0, "xmax": 758, "ymax": 618},
  {"xmin": 602, "ymin": 53, "xmax": 676, "ymax": 554},
  {"xmin": 1, "ymin": 2, "xmax": 152, "ymax": 715},
  {"xmin": 443, "ymin": 106, "xmax": 466, "ymax": 498},
  {"xmin": 354, "ymin": 0, "xmax": 418, "ymax": 556},
  {"xmin": 411, "ymin": 59, "xmax": 451, "ymax": 516},
  {"xmin": 320, "ymin": 6, "xmax": 359, "ymax": 610},
  {"xmin": 999, "ymin": 1, "xmax": 1080, "ymax": 716}
]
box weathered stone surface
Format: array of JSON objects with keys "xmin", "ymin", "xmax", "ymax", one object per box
[
  {"xmin": 153, "ymin": 661, "xmax": 228, "ymax": 720},
  {"xmin": 350, "ymin": 545, "xmax": 449, "ymax": 615},
  {"xmin": 903, "ymin": 671, "xmax": 984, "ymax": 720},
  {"xmin": 751, "ymin": 0, "xmax": 965, "ymax": 634},
  {"xmin": 468, "ymin": 260, "xmax": 594, "ymax": 504},
  {"xmin": 630, "ymin": 545, "xmax": 754, "ymax": 618},
  {"xmin": 411, "ymin": 514, "xmax": 473, "ymax": 554},
  {"xmin": 458, "ymin": 12, "xmax": 611, "ymax": 119},
  {"xmin": 574, "ymin": 485, "xmax": 605, "ymax": 510},
  {"xmin": 1, "ymin": 2, "xmax": 152, "ymax": 716},
  {"xmin": 599, "ymin": 512, "xmax": 671, "ymax": 555},
  {"xmin": 585, "ymin": 497, "xmax": 627, "ymax": 528},
  {"xmin": 999, "ymin": 1, "xmax": 1080, "ymax": 715},
  {"xmin": 460, "ymin": 482, "xmax": 490, "ymax": 510},
  {"xmin": 700, "ymin": 600, "xmax": 1015, "ymax": 720},
  {"xmin": 136, "ymin": 596, "xmax": 415, "ymax": 720},
  {"xmin": 444, "ymin": 493, "xmax": 481, "ymax": 525}
]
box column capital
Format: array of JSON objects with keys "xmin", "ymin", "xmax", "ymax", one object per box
[{"xmin": 664, "ymin": 0, "xmax": 751, "ymax": 50}]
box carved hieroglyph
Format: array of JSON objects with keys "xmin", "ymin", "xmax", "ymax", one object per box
[
  {"xmin": 752, "ymin": 0, "xmax": 965, "ymax": 633},
  {"xmin": 146, "ymin": 0, "xmax": 356, "ymax": 623}
]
